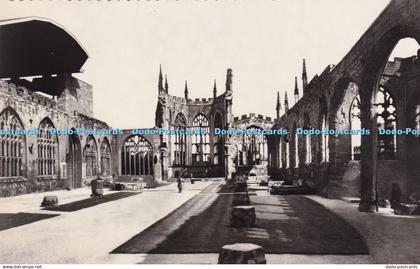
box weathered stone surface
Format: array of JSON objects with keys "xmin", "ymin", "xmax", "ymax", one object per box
[
  {"xmin": 41, "ymin": 195, "xmax": 58, "ymax": 207},
  {"xmin": 395, "ymin": 204, "xmax": 419, "ymax": 215},
  {"xmin": 231, "ymin": 206, "xmax": 256, "ymax": 228},
  {"xmin": 232, "ymin": 193, "xmax": 250, "ymax": 206},
  {"xmin": 91, "ymin": 179, "xmax": 104, "ymax": 196},
  {"xmin": 0, "ymin": 77, "xmax": 116, "ymax": 197},
  {"xmin": 218, "ymin": 243, "xmax": 266, "ymax": 264},
  {"xmin": 235, "ymin": 181, "xmax": 248, "ymax": 192},
  {"xmin": 266, "ymin": 1, "xmax": 420, "ymax": 208},
  {"xmin": 378, "ymin": 199, "xmax": 391, "ymax": 208}
]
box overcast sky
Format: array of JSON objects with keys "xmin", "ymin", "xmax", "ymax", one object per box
[{"xmin": 2, "ymin": 0, "xmax": 419, "ymax": 129}]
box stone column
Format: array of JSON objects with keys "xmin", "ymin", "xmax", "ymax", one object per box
[
  {"xmin": 153, "ymin": 152, "xmax": 162, "ymax": 183},
  {"xmin": 359, "ymin": 93, "xmax": 377, "ymax": 213},
  {"xmin": 225, "ymin": 141, "xmax": 237, "ymax": 181},
  {"xmin": 160, "ymin": 148, "xmax": 168, "ymax": 181}
]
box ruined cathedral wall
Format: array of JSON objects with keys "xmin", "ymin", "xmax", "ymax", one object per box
[
  {"xmin": 268, "ymin": 69, "xmax": 337, "ymax": 197},
  {"xmin": 158, "ymin": 90, "xmax": 228, "ymax": 179},
  {"xmin": 112, "ymin": 129, "xmax": 161, "ymax": 185},
  {"xmin": 268, "ymin": 0, "xmax": 420, "ymax": 200},
  {"xmin": 0, "ymin": 80, "xmax": 114, "ymax": 196}
]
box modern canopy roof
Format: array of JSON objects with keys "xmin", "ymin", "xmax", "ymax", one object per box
[{"xmin": 0, "ymin": 17, "xmax": 88, "ymax": 79}]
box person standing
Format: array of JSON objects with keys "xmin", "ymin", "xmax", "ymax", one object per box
[
  {"xmin": 390, "ymin": 183, "xmax": 402, "ymax": 212},
  {"xmin": 176, "ymin": 171, "xmax": 183, "ymax": 193}
]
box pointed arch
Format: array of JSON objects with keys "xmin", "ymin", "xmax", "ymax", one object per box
[
  {"xmin": 293, "ymin": 122, "xmax": 299, "ymax": 168},
  {"xmin": 173, "ymin": 113, "xmax": 187, "ymax": 166},
  {"xmin": 319, "ymin": 96, "xmax": 329, "ymax": 162},
  {"xmin": 304, "ymin": 113, "xmax": 312, "ymax": 164},
  {"xmin": 37, "ymin": 117, "xmax": 58, "ymax": 176},
  {"xmin": 100, "ymin": 137, "xmax": 112, "ymax": 176},
  {"xmin": 0, "ymin": 107, "xmax": 26, "ymax": 177},
  {"xmin": 192, "ymin": 113, "xmax": 210, "ymax": 164},
  {"xmin": 213, "ymin": 111, "xmax": 224, "ymax": 165},
  {"xmin": 121, "ymin": 135, "xmax": 153, "ymax": 176},
  {"xmin": 350, "ymin": 95, "xmax": 362, "ymax": 160},
  {"xmin": 376, "ymin": 86, "xmax": 397, "ymax": 160},
  {"xmin": 243, "ymin": 125, "xmax": 267, "ymax": 166},
  {"xmin": 284, "ymin": 127, "xmax": 290, "ymax": 168},
  {"xmin": 84, "ymin": 135, "xmax": 98, "ymax": 177}
]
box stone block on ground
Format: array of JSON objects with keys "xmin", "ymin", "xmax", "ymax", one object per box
[
  {"xmin": 395, "ymin": 203, "xmax": 419, "ymax": 215},
  {"xmin": 231, "ymin": 206, "xmax": 256, "ymax": 228},
  {"xmin": 378, "ymin": 199, "xmax": 391, "ymax": 208},
  {"xmin": 235, "ymin": 181, "xmax": 248, "ymax": 192},
  {"xmin": 91, "ymin": 179, "xmax": 104, "ymax": 197},
  {"xmin": 218, "ymin": 243, "xmax": 266, "ymax": 264},
  {"xmin": 232, "ymin": 193, "xmax": 250, "ymax": 206},
  {"xmin": 114, "ymin": 183, "xmax": 126, "ymax": 191},
  {"xmin": 41, "ymin": 195, "xmax": 58, "ymax": 207}
]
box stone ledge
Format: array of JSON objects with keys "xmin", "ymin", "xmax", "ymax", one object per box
[
  {"xmin": 36, "ymin": 176, "xmax": 60, "ymax": 181},
  {"xmin": 0, "ymin": 176, "xmax": 27, "ymax": 183}
]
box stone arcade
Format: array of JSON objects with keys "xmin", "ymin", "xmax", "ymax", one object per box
[
  {"xmin": 1, "ymin": 0, "xmax": 420, "ymax": 213},
  {"xmin": 267, "ymin": 0, "xmax": 420, "ymax": 212}
]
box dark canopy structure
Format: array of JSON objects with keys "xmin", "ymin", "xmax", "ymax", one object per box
[{"xmin": 0, "ymin": 17, "xmax": 88, "ymax": 79}]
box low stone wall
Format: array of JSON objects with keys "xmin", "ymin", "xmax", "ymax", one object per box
[{"xmin": 0, "ymin": 176, "xmax": 64, "ymax": 197}]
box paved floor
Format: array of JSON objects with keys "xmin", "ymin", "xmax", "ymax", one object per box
[
  {"xmin": 1, "ymin": 183, "xmax": 419, "ymax": 264},
  {"xmin": 129, "ymin": 192, "xmax": 420, "ymax": 264},
  {"xmin": 112, "ymin": 186, "xmax": 367, "ymax": 255},
  {"xmin": 0, "ymin": 181, "xmax": 212, "ymax": 263}
]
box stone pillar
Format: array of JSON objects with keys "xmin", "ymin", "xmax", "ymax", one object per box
[
  {"xmin": 160, "ymin": 148, "xmax": 168, "ymax": 181},
  {"xmin": 153, "ymin": 153, "xmax": 162, "ymax": 182},
  {"xmin": 359, "ymin": 93, "xmax": 377, "ymax": 213},
  {"xmin": 225, "ymin": 142, "xmax": 236, "ymax": 181}
]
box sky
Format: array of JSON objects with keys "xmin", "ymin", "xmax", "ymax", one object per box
[{"xmin": 1, "ymin": 0, "xmax": 419, "ymax": 129}]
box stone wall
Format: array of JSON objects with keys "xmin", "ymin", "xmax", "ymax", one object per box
[
  {"xmin": 57, "ymin": 75, "xmax": 94, "ymax": 117},
  {"xmin": 267, "ymin": 0, "xmax": 420, "ymax": 208},
  {"xmin": 0, "ymin": 79, "xmax": 114, "ymax": 197}
]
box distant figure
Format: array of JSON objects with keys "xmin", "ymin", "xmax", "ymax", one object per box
[
  {"xmin": 176, "ymin": 171, "xmax": 183, "ymax": 193},
  {"xmin": 390, "ymin": 183, "xmax": 402, "ymax": 211}
]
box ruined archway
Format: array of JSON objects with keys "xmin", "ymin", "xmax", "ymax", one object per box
[
  {"xmin": 66, "ymin": 129, "xmax": 82, "ymax": 189},
  {"xmin": 358, "ymin": 25, "xmax": 420, "ymax": 212},
  {"xmin": 329, "ymin": 78, "xmax": 360, "ymax": 163}
]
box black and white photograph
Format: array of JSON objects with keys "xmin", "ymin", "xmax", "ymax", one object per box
[{"xmin": 0, "ymin": 0, "xmax": 420, "ymax": 267}]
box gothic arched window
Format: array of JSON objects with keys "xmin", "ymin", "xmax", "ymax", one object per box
[
  {"xmin": 284, "ymin": 130, "xmax": 290, "ymax": 168},
  {"xmin": 376, "ymin": 87, "xmax": 397, "ymax": 160},
  {"xmin": 304, "ymin": 114, "xmax": 312, "ymax": 164},
  {"xmin": 278, "ymin": 136, "xmax": 282, "ymax": 168},
  {"xmin": 350, "ymin": 95, "xmax": 362, "ymax": 160},
  {"xmin": 321, "ymin": 115, "xmax": 329, "ymax": 162},
  {"xmin": 192, "ymin": 114, "xmax": 210, "ymax": 164},
  {"xmin": 415, "ymin": 105, "xmax": 420, "ymax": 131},
  {"xmin": 121, "ymin": 135, "xmax": 153, "ymax": 175},
  {"xmin": 319, "ymin": 98, "xmax": 329, "ymax": 162},
  {"xmin": 174, "ymin": 113, "xmax": 187, "ymax": 166},
  {"xmin": 243, "ymin": 126, "xmax": 267, "ymax": 166},
  {"xmin": 100, "ymin": 138, "xmax": 111, "ymax": 176},
  {"xmin": 213, "ymin": 112, "xmax": 224, "ymax": 165},
  {"xmin": 37, "ymin": 118, "xmax": 58, "ymax": 176},
  {"xmin": 84, "ymin": 135, "xmax": 98, "ymax": 177},
  {"xmin": 0, "ymin": 108, "xmax": 25, "ymax": 177},
  {"xmin": 293, "ymin": 123, "xmax": 299, "ymax": 168}
]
